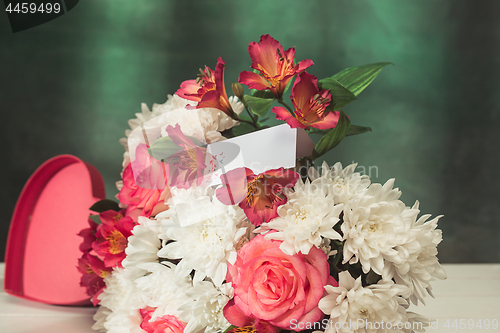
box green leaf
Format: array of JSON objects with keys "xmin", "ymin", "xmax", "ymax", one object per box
[
  {"xmin": 330, "ymin": 62, "xmax": 392, "ymax": 96},
  {"xmin": 148, "ymin": 136, "xmax": 182, "ymax": 161},
  {"xmin": 308, "ymin": 129, "xmax": 329, "ymax": 135},
  {"xmin": 346, "ymin": 125, "xmax": 372, "ymax": 136},
  {"xmin": 318, "ymin": 78, "xmax": 357, "ymax": 109},
  {"xmin": 90, "ymin": 199, "xmax": 121, "ymax": 213},
  {"xmin": 312, "ymin": 110, "xmax": 351, "ymax": 159},
  {"xmin": 251, "ymin": 89, "xmax": 275, "ymax": 99},
  {"xmin": 244, "ymin": 95, "xmax": 274, "ymax": 117},
  {"xmin": 89, "ymin": 214, "xmax": 102, "ymax": 225}
]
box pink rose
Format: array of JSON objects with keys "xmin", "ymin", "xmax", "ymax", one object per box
[
  {"xmin": 224, "ymin": 234, "xmax": 331, "ymax": 331},
  {"xmin": 140, "ymin": 308, "xmax": 186, "ymax": 333}
]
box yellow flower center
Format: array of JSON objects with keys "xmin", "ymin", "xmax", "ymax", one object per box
[{"xmin": 107, "ymin": 230, "xmax": 127, "ymax": 254}]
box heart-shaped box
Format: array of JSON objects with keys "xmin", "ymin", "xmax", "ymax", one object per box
[{"xmin": 4, "ymin": 155, "xmax": 105, "ymax": 305}]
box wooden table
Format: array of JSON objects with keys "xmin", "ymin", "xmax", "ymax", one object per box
[{"xmin": 1, "ymin": 263, "xmax": 499, "ymax": 332}]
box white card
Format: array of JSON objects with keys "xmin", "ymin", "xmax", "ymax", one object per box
[{"xmin": 205, "ymin": 124, "xmax": 297, "ymax": 186}]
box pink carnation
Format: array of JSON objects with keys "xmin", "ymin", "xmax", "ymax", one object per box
[{"xmin": 224, "ymin": 234, "xmax": 331, "ymax": 331}]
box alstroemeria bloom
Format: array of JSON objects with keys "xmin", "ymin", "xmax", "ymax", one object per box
[
  {"xmin": 163, "ymin": 124, "xmax": 209, "ymax": 189},
  {"xmin": 77, "ymin": 253, "xmax": 111, "ymax": 305},
  {"xmin": 216, "ymin": 167, "xmax": 299, "ymax": 226},
  {"xmin": 92, "ymin": 210, "xmax": 135, "ymax": 268},
  {"xmin": 78, "ymin": 217, "xmax": 98, "ymax": 253},
  {"xmin": 239, "ymin": 34, "xmax": 313, "ymax": 98},
  {"xmin": 273, "ymin": 72, "xmax": 340, "ymax": 130},
  {"xmin": 176, "ymin": 57, "xmax": 235, "ymax": 117},
  {"xmin": 223, "ymin": 234, "xmax": 331, "ymax": 331}
]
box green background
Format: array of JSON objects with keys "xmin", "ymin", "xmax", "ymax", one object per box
[{"xmin": 1, "ymin": 0, "xmax": 499, "ymax": 262}]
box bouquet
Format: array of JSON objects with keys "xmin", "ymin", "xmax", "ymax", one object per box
[{"xmin": 77, "ymin": 35, "xmax": 446, "ymax": 333}]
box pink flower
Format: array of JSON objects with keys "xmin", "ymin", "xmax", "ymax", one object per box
[
  {"xmin": 77, "ymin": 252, "xmax": 111, "ymax": 305},
  {"xmin": 273, "ymin": 71, "xmax": 340, "ymax": 130},
  {"xmin": 176, "ymin": 57, "xmax": 235, "ymax": 117},
  {"xmin": 239, "ymin": 35, "xmax": 313, "ymax": 98},
  {"xmin": 163, "ymin": 124, "xmax": 208, "ymax": 189},
  {"xmin": 118, "ymin": 145, "xmax": 171, "ymax": 219},
  {"xmin": 216, "ymin": 168, "xmax": 299, "ymax": 226},
  {"xmin": 140, "ymin": 307, "xmax": 187, "ymax": 333},
  {"xmin": 78, "ymin": 217, "xmax": 98, "ymax": 253},
  {"xmin": 223, "ymin": 234, "xmax": 331, "ymax": 331},
  {"xmin": 92, "ymin": 210, "xmax": 135, "ymax": 268}
]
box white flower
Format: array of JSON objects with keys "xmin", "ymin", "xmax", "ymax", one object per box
[
  {"xmin": 390, "ymin": 202, "xmax": 447, "ymax": 305},
  {"xmin": 256, "ymin": 178, "xmax": 343, "ymax": 255},
  {"xmin": 308, "ymin": 162, "xmax": 371, "ymax": 207},
  {"xmin": 319, "ymin": 271, "xmax": 414, "ymax": 333},
  {"xmin": 341, "ymin": 178, "xmax": 409, "ymax": 276},
  {"xmin": 94, "ymin": 268, "xmax": 144, "ymax": 333},
  {"xmin": 156, "ymin": 186, "xmax": 247, "ymax": 286},
  {"xmin": 180, "ymin": 281, "xmax": 233, "ymax": 333},
  {"xmin": 217, "ymin": 96, "xmax": 244, "ymax": 131},
  {"xmin": 134, "ymin": 262, "xmax": 193, "ymax": 322},
  {"xmin": 122, "ymin": 216, "xmax": 164, "ymax": 276}
]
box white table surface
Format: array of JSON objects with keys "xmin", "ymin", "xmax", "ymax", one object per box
[{"xmin": 1, "ymin": 263, "xmax": 499, "ymax": 333}]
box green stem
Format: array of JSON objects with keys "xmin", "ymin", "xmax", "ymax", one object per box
[
  {"xmin": 244, "ymin": 105, "xmax": 258, "ymax": 125},
  {"xmin": 279, "ymin": 99, "xmax": 295, "ymax": 114},
  {"xmin": 233, "ymin": 113, "xmax": 260, "ymax": 129}
]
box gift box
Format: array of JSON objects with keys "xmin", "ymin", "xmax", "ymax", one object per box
[{"xmin": 4, "ymin": 155, "xmax": 105, "ymax": 305}]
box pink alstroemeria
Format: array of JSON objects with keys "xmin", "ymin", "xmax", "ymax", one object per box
[
  {"xmin": 273, "ymin": 71, "xmax": 340, "ymax": 130},
  {"xmin": 164, "ymin": 124, "xmax": 208, "ymax": 189},
  {"xmin": 216, "ymin": 167, "xmax": 299, "ymax": 226},
  {"xmin": 92, "ymin": 210, "xmax": 135, "ymax": 268},
  {"xmin": 77, "ymin": 253, "xmax": 111, "ymax": 305},
  {"xmin": 176, "ymin": 57, "xmax": 235, "ymax": 117},
  {"xmin": 78, "ymin": 217, "xmax": 98, "ymax": 253},
  {"xmin": 239, "ymin": 34, "xmax": 313, "ymax": 98}
]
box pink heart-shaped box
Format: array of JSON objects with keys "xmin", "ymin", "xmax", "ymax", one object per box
[{"xmin": 4, "ymin": 155, "xmax": 105, "ymax": 305}]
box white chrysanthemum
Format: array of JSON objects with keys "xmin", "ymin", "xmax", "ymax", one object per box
[
  {"xmin": 122, "ymin": 216, "xmax": 164, "ymax": 277},
  {"xmin": 94, "ymin": 268, "xmax": 144, "ymax": 333},
  {"xmin": 308, "ymin": 162, "xmax": 371, "ymax": 207},
  {"xmin": 319, "ymin": 271, "xmax": 418, "ymax": 333},
  {"xmin": 135, "ymin": 262, "xmax": 193, "ymax": 322},
  {"xmin": 92, "ymin": 305, "xmax": 111, "ymax": 332},
  {"xmin": 256, "ymin": 178, "xmax": 343, "ymax": 255},
  {"xmin": 180, "ymin": 281, "xmax": 233, "ymax": 333},
  {"xmin": 120, "ymin": 94, "xmax": 229, "ymax": 163},
  {"xmin": 388, "ymin": 202, "xmax": 447, "ymax": 305},
  {"xmin": 341, "ymin": 179, "xmax": 409, "ymax": 276},
  {"xmin": 156, "ymin": 186, "xmax": 246, "ymax": 286}
]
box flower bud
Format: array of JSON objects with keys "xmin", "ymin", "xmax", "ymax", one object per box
[{"xmin": 232, "ymin": 82, "xmax": 244, "ymax": 100}]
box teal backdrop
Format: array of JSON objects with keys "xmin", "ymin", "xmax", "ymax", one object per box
[{"xmin": 1, "ymin": 0, "xmax": 499, "ymax": 262}]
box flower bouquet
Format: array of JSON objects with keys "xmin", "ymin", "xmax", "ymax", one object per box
[{"xmin": 78, "ymin": 35, "xmax": 446, "ymax": 333}]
